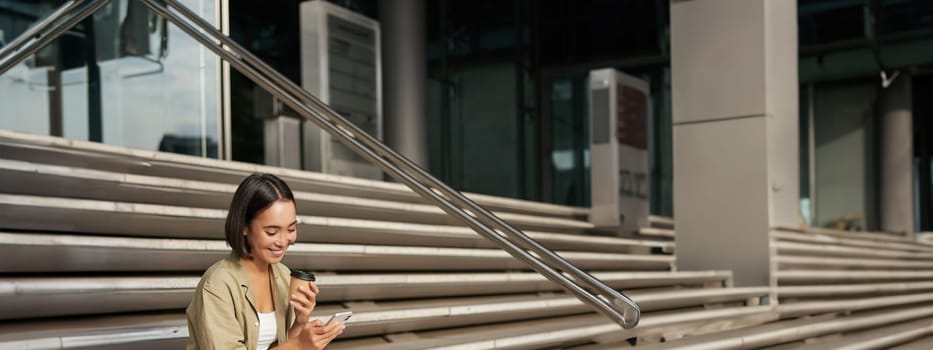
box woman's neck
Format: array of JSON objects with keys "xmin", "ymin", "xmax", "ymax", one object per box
[{"xmin": 240, "ymin": 256, "xmax": 271, "ymax": 277}]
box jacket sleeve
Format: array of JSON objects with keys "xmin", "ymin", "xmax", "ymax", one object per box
[{"xmin": 187, "ymin": 279, "xmax": 249, "ymax": 350}]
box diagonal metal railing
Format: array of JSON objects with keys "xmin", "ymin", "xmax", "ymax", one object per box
[{"xmin": 0, "ymin": 0, "xmax": 640, "ymax": 329}]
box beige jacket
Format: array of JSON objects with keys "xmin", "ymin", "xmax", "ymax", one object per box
[{"xmin": 186, "ymin": 253, "xmax": 294, "ymax": 350}]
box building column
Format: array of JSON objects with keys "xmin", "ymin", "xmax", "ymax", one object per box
[
  {"xmin": 880, "ymin": 74, "xmax": 915, "ymax": 237},
  {"xmin": 379, "ymin": 0, "xmax": 429, "ymax": 169},
  {"xmin": 671, "ymin": 0, "xmax": 798, "ymax": 287}
]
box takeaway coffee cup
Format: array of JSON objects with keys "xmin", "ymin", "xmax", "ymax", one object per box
[{"xmin": 289, "ymin": 269, "xmax": 316, "ymax": 298}]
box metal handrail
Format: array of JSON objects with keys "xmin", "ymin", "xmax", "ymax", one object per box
[
  {"xmin": 0, "ymin": 0, "xmax": 111, "ymax": 75},
  {"xmin": 0, "ymin": 0, "xmax": 640, "ymax": 328},
  {"xmin": 147, "ymin": 1, "xmax": 637, "ymax": 328},
  {"xmin": 0, "ymin": 0, "xmax": 81, "ymax": 60}
]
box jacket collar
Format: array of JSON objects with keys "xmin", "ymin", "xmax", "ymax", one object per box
[
  {"xmin": 226, "ymin": 252, "xmax": 290, "ymax": 345},
  {"xmin": 224, "ymin": 253, "xmax": 257, "ymax": 312}
]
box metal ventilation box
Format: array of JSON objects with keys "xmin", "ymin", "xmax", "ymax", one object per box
[
  {"xmin": 588, "ymin": 68, "xmax": 651, "ymax": 233},
  {"xmin": 300, "ymin": 0, "xmax": 383, "ymax": 179}
]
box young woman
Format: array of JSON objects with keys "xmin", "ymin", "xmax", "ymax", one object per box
[{"xmin": 187, "ymin": 174, "xmax": 344, "ymax": 350}]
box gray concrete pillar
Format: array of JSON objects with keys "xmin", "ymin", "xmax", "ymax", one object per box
[
  {"xmin": 880, "ymin": 74, "xmax": 915, "ymax": 237},
  {"xmin": 671, "ymin": 0, "xmax": 799, "ymax": 287},
  {"xmin": 379, "ymin": 0, "xmax": 429, "ymax": 169}
]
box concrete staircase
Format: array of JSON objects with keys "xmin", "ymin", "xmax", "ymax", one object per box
[
  {"xmin": 0, "ymin": 130, "xmax": 773, "ymax": 349},
  {"xmin": 597, "ymin": 226, "xmax": 933, "ymax": 349}
]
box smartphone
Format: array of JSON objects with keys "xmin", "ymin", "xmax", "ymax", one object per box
[{"xmin": 323, "ymin": 311, "xmax": 353, "ymax": 326}]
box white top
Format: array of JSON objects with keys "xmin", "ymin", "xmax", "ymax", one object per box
[{"xmin": 256, "ymin": 311, "xmax": 277, "ymax": 350}]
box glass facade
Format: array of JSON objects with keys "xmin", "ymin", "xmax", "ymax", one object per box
[
  {"xmin": 0, "ymin": 0, "xmax": 676, "ymax": 212},
  {"xmin": 227, "ymin": 0, "xmax": 303, "ymax": 166},
  {"xmin": 0, "ymin": 0, "xmax": 219, "ymax": 157},
  {"xmin": 1, "ymin": 0, "xmax": 928, "ymax": 222},
  {"xmin": 549, "ymin": 77, "xmax": 588, "ymax": 207},
  {"xmin": 810, "ymin": 81, "xmax": 878, "ymax": 230},
  {"xmin": 913, "ymin": 74, "xmax": 933, "ymax": 232}
]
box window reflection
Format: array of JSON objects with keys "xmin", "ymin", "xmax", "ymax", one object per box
[
  {"xmin": 550, "ymin": 78, "xmax": 589, "ymax": 207},
  {"xmin": 0, "ymin": 0, "xmax": 219, "ymax": 158}
]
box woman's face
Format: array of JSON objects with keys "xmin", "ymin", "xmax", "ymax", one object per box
[{"xmin": 245, "ymin": 199, "xmax": 297, "ymax": 266}]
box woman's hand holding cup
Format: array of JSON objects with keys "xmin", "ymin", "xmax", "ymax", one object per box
[{"xmin": 289, "ymin": 270, "xmax": 317, "ymax": 325}]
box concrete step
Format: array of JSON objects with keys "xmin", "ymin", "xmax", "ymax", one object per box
[
  {"xmin": 0, "ymin": 193, "xmax": 660, "ymax": 253},
  {"xmin": 622, "ymin": 303, "xmax": 933, "ymax": 350},
  {"xmin": 0, "ymin": 313, "xmax": 186, "ymax": 350},
  {"xmin": 0, "ymin": 270, "xmax": 732, "ymax": 320},
  {"xmin": 788, "ymin": 316, "xmax": 933, "ymax": 350},
  {"xmin": 778, "ymin": 281, "xmax": 933, "ymax": 298},
  {"xmin": 777, "ymin": 255, "xmax": 933, "ymax": 270},
  {"xmin": 0, "ymin": 167, "xmax": 593, "ymax": 233},
  {"xmin": 889, "ymin": 335, "xmax": 933, "ymax": 350},
  {"xmin": 918, "ymin": 232, "xmax": 933, "ymax": 245},
  {"xmin": 773, "ymin": 230, "xmax": 933, "ymax": 254},
  {"xmin": 0, "ymin": 290, "xmax": 772, "ymax": 349},
  {"xmin": 329, "ymin": 305, "xmax": 777, "ymax": 349},
  {"xmin": 573, "ymin": 313, "xmax": 840, "ymax": 350},
  {"xmin": 775, "ymin": 240, "xmax": 933, "ymax": 260},
  {"xmin": 777, "ymin": 270, "xmax": 933, "ymax": 285},
  {"xmin": 774, "ymin": 225, "xmax": 917, "ymax": 244},
  {"xmin": 647, "ymin": 215, "xmax": 674, "ymax": 229},
  {"xmin": 0, "ymin": 129, "xmax": 588, "ymax": 220},
  {"xmin": 316, "ymin": 286, "xmax": 770, "ymax": 339},
  {"xmin": 0, "ymin": 232, "xmax": 675, "ymax": 273},
  {"xmin": 637, "ymin": 227, "xmax": 675, "ymax": 239},
  {"xmin": 777, "ymin": 291, "xmax": 933, "ymax": 318}
]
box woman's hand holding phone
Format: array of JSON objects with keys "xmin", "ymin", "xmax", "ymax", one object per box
[
  {"xmin": 323, "ymin": 311, "xmax": 352, "ymax": 326},
  {"xmin": 297, "ymin": 318, "xmax": 344, "ymax": 350}
]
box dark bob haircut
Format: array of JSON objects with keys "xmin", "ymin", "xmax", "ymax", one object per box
[{"xmin": 225, "ymin": 173, "xmax": 296, "ymax": 258}]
